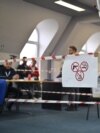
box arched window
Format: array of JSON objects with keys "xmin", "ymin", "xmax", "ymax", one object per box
[
  {"xmin": 36, "ymin": 19, "xmax": 59, "ymax": 56},
  {"xmin": 28, "ymin": 29, "xmax": 38, "ymax": 42},
  {"xmin": 20, "ymin": 29, "xmax": 38, "ymax": 65},
  {"xmin": 81, "ymin": 32, "xmax": 100, "ymax": 53},
  {"xmin": 20, "ymin": 19, "xmax": 58, "ymax": 66}
]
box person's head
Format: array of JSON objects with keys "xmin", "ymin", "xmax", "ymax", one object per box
[
  {"xmin": 4, "ymin": 61, "xmax": 12, "ymax": 69},
  {"xmin": 22, "ymin": 57, "xmax": 27, "ymax": 64},
  {"xmin": 32, "ymin": 59, "xmax": 37, "ymax": 67},
  {"xmin": 68, "ymin": 46, "xmax": 77, "ymax": 55}
]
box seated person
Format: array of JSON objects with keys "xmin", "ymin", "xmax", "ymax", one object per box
[
  {"xmin": 29, "ymin": 59, "xmax": 41, "ymax": 98},
  {"xmin": 29, "ymin": 59, "xmax": 39, "ymax": 80},
  {"xmin": 17, "ymin": 57, "xmax": 33, "ymax": 98},
  {"xmin": 17, "ymin": 56, "xmax": 31, "ymax": 79},
  {"xmin": 0, "ymin": 61, "xmax": 22, "ymax": 110}
]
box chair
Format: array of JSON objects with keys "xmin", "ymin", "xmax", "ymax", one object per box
[
  {"xmin": 0, "ymin": 79, "xmax": 7, "ymax": 113},
  {"xmin": 86, "ymin": 87, "xmax": 100, "ymax": 120}
]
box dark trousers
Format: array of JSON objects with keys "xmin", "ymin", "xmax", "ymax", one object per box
[
  {"xmin": 17, "ymin": 82, "xmax": 41, "ymax": 98},
  {"xmin": 67, "ymin": 88, "xmax": 79, "ymax": 109},
  {"xmin": 5, "ymin": 86, "xmax": 23, "ymax": 110},
  {"xmin": 33, "ymin": 83, "xmax": 41, "ymax": 98},
  {"xmin": 6, "ymin": 87, "xmax": 22, "ymax": 98},
  {"xmin": 68, "ymin": 88, "xmax": 79, "ymax": 101}
]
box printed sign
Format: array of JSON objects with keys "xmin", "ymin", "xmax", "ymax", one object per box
[
  {"xmin": 71, "ymin": 61, "xmax": 88, "ymax": 81},
  {"xmin": 62, "ymin": 54, "xmax": 98, "ymax": 88}
]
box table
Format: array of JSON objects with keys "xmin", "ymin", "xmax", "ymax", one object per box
[
  {"xmin": 6, "ymin": 79, "xmax": 41, "ymax": 111},
  {"xmin": 6, "ymin": 80, "xmax": 91, "ymax": 110},
  {"xmin": 7, "ymin": 80, "xmax": 62, "ymax": 110}
]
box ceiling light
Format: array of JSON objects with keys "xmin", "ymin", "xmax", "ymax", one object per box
[{"xmin": 54, "ymin": 0, "xmax": 85, "ymax": 12}]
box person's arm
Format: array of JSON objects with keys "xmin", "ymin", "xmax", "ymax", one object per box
[
  {"xmin": 9, "ymin": 68, "xmax": 19, "ymax": 80},
  {"xmin": 94, "ymin": 52, "xmax": 98, "ymax": 57},
  {"xmin": 7, "ymin": 68, "xmax": 16, "ymax": 79},
  {"xmin": 12, "ymin": 74, "xmax": 19, "ymax": 80},
  {"xmin": 56, "ymin": 68, "xmax": 62, "ymax": 78}
]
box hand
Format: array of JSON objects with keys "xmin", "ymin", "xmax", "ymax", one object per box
[
  {"xmin": 75, "ymin": 52, "xmax": 79, "ymax": 56},
  {"xmin": 13, "ymin": 74, "xmax": 19, "ymax": 79},
  {"xmin": 94, "ymin": 52, "xmax": 98, "ymax": 57}
]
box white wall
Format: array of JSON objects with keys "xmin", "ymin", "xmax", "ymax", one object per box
[
  {"xmin": 55, "ymin": 22, "xmax": 100, "ymax": 55},
  {"xmin": 37, "ymin": 19, "xmax": 59, "ymax": 57},
  {"xmin": 0, "ymin": 0, "xmax": 71, "ymax": 54}
]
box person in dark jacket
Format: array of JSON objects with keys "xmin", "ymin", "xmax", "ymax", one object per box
[
  {"xmin": 17, "ymin": 57, "xmax": 31, "ymax": 79},
  {"xmin": 0, "ymin": 61, "xmax": 21, "ymax": 110},
  {"xmin": 17, "ymin": 57, "xmax": 33, "ymax": 98}
]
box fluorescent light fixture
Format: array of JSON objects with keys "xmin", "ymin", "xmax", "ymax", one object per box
[{"xmin": 54, "ymin": 0, "xmax": 85, "ymax": 12}]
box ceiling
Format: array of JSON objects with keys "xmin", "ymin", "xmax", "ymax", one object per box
[
  {"xmin": 0, "ymin": 0, "xmax": 99, "ymax": 55},
  {"xmin": 24, "ymin": 0, "xmax": 97, "ymax": 16}
]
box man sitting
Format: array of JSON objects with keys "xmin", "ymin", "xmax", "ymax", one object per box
[{"xmin": 0, "ymin": 61, "xmax": 22, "ymax": 110}]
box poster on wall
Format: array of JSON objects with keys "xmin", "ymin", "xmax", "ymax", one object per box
[{"xmin": 62, "ymin": 54, "xmax": 98, "ymax": 88}]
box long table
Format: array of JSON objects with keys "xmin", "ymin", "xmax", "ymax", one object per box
[
  {"xmin": 6, "ymin": 79, "xmax": 62, "ymax": 110},
  {"xmin": 5, "ymin": 79, "xmax": 92, "ymax": 112}
]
